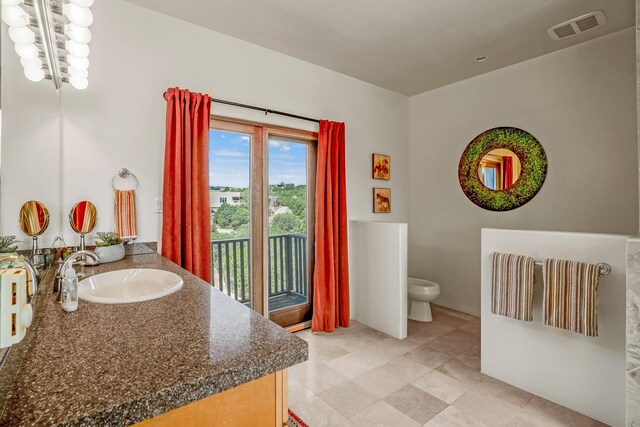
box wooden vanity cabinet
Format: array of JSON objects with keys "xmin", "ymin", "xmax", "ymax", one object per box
[{"xmin": 135, "ymin": 370, "xmax": 288, "ymax": 427}]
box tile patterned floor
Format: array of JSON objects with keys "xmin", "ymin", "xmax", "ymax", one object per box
[{"xmin": 290, "ymin": 304, "xmax": 607, "ymax": 427}]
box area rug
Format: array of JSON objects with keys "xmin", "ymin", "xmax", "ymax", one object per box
[{"xmin": 288, "ymin": 409, "xmax": 309, "ymax": 427}]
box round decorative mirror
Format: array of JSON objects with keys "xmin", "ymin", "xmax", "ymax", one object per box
[
  {"xmin": 19, "ymin": 200, "xmax": 50, "ymax": 266},
  {"xmin": 69, "ymin": 201, "xmax": 97, "ymax": 252},
  {"xmin": 19, "ymin": 200, "xmax": 50, "ymax": 236},
  {"xmin": 69, "ymin": 201, "xmax": 98, "ymax": 234},
  {"xmin": 459, "ymin": 127, "xmax": 547, "ymax": 211}
]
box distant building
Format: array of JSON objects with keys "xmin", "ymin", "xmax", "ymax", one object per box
[
  {"xmin": 210, "ymin": 189, "xmax": 279, "ymax": 212},
  {"xmin": 210, "ymin": 190, "xmax": 244, "ymax": 212}
]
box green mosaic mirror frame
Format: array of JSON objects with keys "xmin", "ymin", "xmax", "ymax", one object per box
[{"xmin": 458, "ymin": 127, "xmax": 547, "ymax": 211}]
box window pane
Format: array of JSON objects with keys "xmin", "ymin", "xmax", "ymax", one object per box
[
  {"xmin": 268, "ymin": 137, "xmax": 309, "ymax": 312},
  {"xmin": 209, "ymin": 129, "xmax": 251, "ymax": 307},
  {"xmin": 485, "ymin": 168, "xmax": 496, "ymax": 190}
]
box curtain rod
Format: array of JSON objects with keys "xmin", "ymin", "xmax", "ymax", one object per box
[{"xmin": 212, "ymin": 98, "xmax": 320, "ymax": 124}]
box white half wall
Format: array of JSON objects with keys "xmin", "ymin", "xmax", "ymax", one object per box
[
  {"xmin": 409, "ymin": 28, "xmax": 638, "ymax": 316},
  {"xmin": 350, "ymin": 220, "xmax": 407, "ymax": 339},
  {"xmin": 481, "ymin": 228, "xmax": 627, "ymax": 427},
  {"xmin": 1, "ymin": 0, "xmax": 409, "ymax": 249}
]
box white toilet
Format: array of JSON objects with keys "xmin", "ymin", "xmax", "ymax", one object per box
[{"xmin": 408, "ymin": 277, "xmax": 441, "ymax": 322}]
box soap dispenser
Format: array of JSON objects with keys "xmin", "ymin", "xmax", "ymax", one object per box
[{"xmin": 61, "ymin": 268, "xmax": 79, "ymax": 312}]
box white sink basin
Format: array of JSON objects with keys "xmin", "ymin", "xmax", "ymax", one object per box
[{"xmin": 78, "ymin": 269, "xmax": 183, "ymax": 304}]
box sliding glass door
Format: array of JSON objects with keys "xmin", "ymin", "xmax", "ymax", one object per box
[{"xmin": 209, "ymin": 117, "xmax": 316, "ymax": 328}]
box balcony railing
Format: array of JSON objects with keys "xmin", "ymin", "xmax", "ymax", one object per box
[{"xmin": 211, "ymin": 234, "xmax": 308, "ymax": 308}]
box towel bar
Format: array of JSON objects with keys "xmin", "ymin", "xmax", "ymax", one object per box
[
  {"xmin": 489, "ymin": 255, "xmax": 611, "ymax": 276},
  {"xmin": 534, "ymin": 261, "xmax": 611, "ymax": 276}
]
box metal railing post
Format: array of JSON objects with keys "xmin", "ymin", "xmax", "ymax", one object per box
[{"xmin": 285, "ymin": 235, "xmax": 294, "ymax": 292}]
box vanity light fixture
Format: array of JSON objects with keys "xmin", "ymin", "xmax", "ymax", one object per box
[{"xmin": 1, "ymin": 0, "xmax": 93, "ymax": 90}]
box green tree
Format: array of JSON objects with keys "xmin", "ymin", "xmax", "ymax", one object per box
[
  {"xmin": 289, "ymin": 197, "xmax": 305, "ymax": 216},
  {"xmin": 214, "ymin": 204, "xmax": 236, "ymax": 228},
  {"xmin": 240, "ymin": 188, "xmax": 250, "ymax": 205},
  {"xmin": 271, "ymin": 185, "xmax": 306, "ymax": 216},
  {"xmin": 231, "ymin": 205, "xmax": 250, "ymax": 228},
  {"xmin": 271, "ymin": 213, "xmax": 302, "ymax": 234},
  {"xmin": 210, "ymin": 216, "xmax": 218, "ymax": 236}
]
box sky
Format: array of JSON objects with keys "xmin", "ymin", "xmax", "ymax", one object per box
[{"xmin": 209, "ymin": 130, "xmax": 307, "ymax": 188}]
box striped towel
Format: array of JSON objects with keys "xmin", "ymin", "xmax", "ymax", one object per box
[
  {"xmin": 543, "ymin": 259, "xmax": 600, "ymax": 337},
  {"xmin": 114, "ymin": 190, "xmax": 137, "ymax": 240},
  {"xmin": 490, "ymin": 252, "xmax": 535, "ymax": 321}
]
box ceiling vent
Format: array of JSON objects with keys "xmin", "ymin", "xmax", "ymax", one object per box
[{"xmin": 547, "ymin": 11, "xmax": 606, "ymax": 41}]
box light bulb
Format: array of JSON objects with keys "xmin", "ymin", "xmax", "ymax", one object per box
[
  {"xmin": 67, "ymin": 55, "xmax": 89, "ymax": 70},
  {"xmin": 68, "ymin": 65, "xmax": 88, "ymax": 79},
  {"xmin": 14, "ymin": 43, "xmax": 38, "ymax": 59},
  {"xmin": 69, "ymin": 75, "xmax": 88, "ymax": 90},
  {"xmin": 8, "ymin": 26, "xmax": 35, "ymax": 45},
  {"xmin": 24, "ymin": 67, "xmax": 44, "ymax": 82},
  {"xmin": 1, "ymin": 0, "xmax": 23, "ymax": 6},
  {"xmin": 66, "ymin": 24, "xmax": 92, "ymax": 44},
  {"xmin": 66, "ymin": 40, "xmax": 89, "ymax": 58},
  {"xmin": 69, "ymin": 0, "xmax": 94, "ymax": 7},
  {"xmin": 20, "ymin": 56, "xmax": 42, "ymax": 69},
  {"xmin": 1, "ymin": 5, "xmax": 29, "ymax": 27},
  {"xmin": 63, "ymin": 3, "xmax": 93, "ymax": 27}
]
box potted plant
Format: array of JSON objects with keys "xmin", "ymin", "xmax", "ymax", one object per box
[
  {"xmin": 0, "ymin": 235, "xmax": 18, "ymax": 257},
  {"xmin": 94, "ymin": 232, "xmax": 125, "ymax": 263}
]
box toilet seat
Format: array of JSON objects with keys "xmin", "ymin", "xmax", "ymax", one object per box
[{"xmin": 408, "ymin": 282, "xmax": 440, "ymax": 296}]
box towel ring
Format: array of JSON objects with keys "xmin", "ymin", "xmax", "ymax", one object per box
[{"xmin": 111, "ymin": 168, "xmax": 139, "ymax": 191}]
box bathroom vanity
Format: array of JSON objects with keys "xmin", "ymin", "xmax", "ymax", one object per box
[{"xmin": 0, "ymin": 245, "xmax": 307, "ymax": 426}]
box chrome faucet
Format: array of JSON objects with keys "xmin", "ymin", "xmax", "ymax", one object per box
[
  {"xmin": 0, "ymin": 255, "xmax": 39, "ymax": 298},
  {"xmin": 55, "ymin": 250, "xmax": 100, "ymax": 280}
]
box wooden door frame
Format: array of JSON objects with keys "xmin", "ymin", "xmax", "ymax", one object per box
[{"xmin": 210, "ymin": 116, "xmax": 317, "ymax": 327}]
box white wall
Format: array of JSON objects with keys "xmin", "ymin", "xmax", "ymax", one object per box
[
  {"xmin": 1, "ymin": 0, "xmax": 409, "ymax": 248},
  {"xmin": 481, "ymin": 229, "xmax": 627, "ymax": 426},
  {"xmin": 409, "ymin": 28, "xmax": 638, "ymax": 316}
]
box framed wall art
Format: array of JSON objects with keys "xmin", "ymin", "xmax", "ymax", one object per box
[
  {"xmin": 373, "ymin": 187, "xmax": 391, "ymax": 213},
  {"xmin": 372, "ymin": 154, "xmax": 390, "ymax": 180}
]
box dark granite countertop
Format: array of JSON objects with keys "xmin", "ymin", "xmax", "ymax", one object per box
[{"xmin": 0, "ymin": 246, "xmax": 308, "ymax": 426}]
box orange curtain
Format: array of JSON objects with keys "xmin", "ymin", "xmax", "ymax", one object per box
[
  {"xmin": 312, "ymin": 120, "xmax": 350, "ymax": 333},
  {"xmin": 503, "ymin": 156, "xmax": 514, "ymax": 190},
  {"xmin": 162, "ymin": 88, "xmax": 212, "ymax": 283}
]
